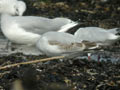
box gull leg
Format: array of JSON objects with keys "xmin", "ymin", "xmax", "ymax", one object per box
[
  {"xmin": 87, "ymin": 53, "xmax": 91, "ymax": 61},
  {"xmin": 5, "ymin": 39, "xmax": 12, "ymax": 52},
  {"xmin": 97, "ymin": 54, "xmax": 101, "ymax": 63}
]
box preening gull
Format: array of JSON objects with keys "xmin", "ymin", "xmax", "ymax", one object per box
[
  {"xmin": 1, "ymin": 14, "xmax": 77, "ymax": 45},
  {"xmin": 0, "ymin": 0, "xmax": 26, "ymax": 16},
  {"xmin": 36, "ymin": 31, "xmax": 100, "ymax": 57},
  {"xmin": 0, "ymin": 0, "xmax": 78, "ymax": 45},
  {"xmin": 74, "ymin": 27, "xmax": 120, "ymax": 45}
]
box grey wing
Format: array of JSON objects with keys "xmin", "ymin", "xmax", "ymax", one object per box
[
  {"xmin": 43, "ymin": 31, "xmax": 79, "ymax": 45},
  {"xmin": 75, "ymin": 27, "xmax": 113, "ymax": 42},
  {"xmin": 14, "ymin": 16, "xmax": 71, "ymax": 34}
]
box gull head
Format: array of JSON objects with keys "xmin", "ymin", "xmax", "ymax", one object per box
[
  {"xmin": 15, "ymin": 1, "xmax": 26, "ymax": 16},
  {"xmin": 0, "ymin": 0, "xmax": 26, "ymax": 16}
]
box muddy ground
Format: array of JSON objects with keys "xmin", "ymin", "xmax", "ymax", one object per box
[{"xmin": 0, "ymin": 0, "xmax": 120, "ymax": 90}]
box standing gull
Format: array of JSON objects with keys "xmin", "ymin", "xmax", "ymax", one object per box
[
  {"xmin": 74, "ymin": 27, "xmax": 120, "ymax": 45},
  {"xmin": 0, "ymin": 0, "xmax": 78, "ymax": 46},
  {"xmin": 74, "ymin": 27, "xmax": 120, "ymax": 61},
  {"xmin": 36, "ymin": 31, "xmax": 100, "ymax": 57}
]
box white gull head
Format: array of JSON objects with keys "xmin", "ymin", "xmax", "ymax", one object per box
[
  {"xmin": 15, "ymin": 1, "xmax": 26, "ymax": 16},
  {"xmin": 0, "ymin": 0, "xmax": 26, "ymax": 16}
]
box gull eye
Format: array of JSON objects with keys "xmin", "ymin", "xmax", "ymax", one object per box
[
  {"xmin": 13, "ymin": 5, "xmax": 18, "ymax": 15},
  {"xmin": 14, "ymin": 6, "xmax": 19, "ymax": 15}
]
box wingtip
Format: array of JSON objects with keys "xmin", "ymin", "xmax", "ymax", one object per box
[
  {"xmin": 82, "ymin": 41, "xmax": 101, "ymax": 50},
  {"xmin": 58, "ymin": 21, "xmax": 78, "ymax": 32},
  {"xmin": 116, "ymin": 28, "xmax": 120, "ymax": 35}
]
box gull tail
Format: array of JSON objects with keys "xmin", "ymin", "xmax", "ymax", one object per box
[
  {"xmin": 82, "ymin": 41, "xmax": 101, "ymax": 50},
  {"xmin": 109, "ymin": 28, "xmax": 120, "ymax": 35},
  {"xmin": 58, "ymin": 21, "xmax": 78, "ymax": 32},
  {"xmin": 66, "ymin": 23, "xmax": 88, "ymax": 34},
  {"xmin": 115, "ymin": 28, "xmax": 120, "ymax": 35},
  {"xmin": 108, "ymin": 28, "xmax": 120, "ymax": 45},
  {"xmin": 58, "ymin": 22, "xmax": 88, "ymax": 34}
]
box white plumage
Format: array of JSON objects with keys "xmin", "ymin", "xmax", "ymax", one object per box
[
  {"xmin": 36, "ymin": 31, "xmax": 99, "ymax": 57},
  {"xmin": 0, "ymin": 0, "xmax": 26, "ymax": 16},
  {"xmin": 0, "ymin": 0, "xmax": 78, "ymax": 45},
  {"xmin": 74, "ymin": 27, "xmax": 120, "ymax": 45}
]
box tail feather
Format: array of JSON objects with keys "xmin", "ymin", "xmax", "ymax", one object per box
[
  {"xmin": 82, "ymin": 41, "xmax": 101, "ymax": 50},
  {"xmin": 58, "ymin": 21, "xmax": 78, "ymax": 32},
  {"xmin": 66, "ymin": 23, "xmax": 88, "ymax": 34},
  {"xmin": 109, "ymin": 28, "xmax": 120, "ymax": 35},
  {"xmin": 115, "ymin": 28, "xmax": 120, "ymax": 35}
]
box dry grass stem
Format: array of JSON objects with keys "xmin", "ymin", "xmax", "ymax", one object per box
[{"xmin": 0, "ymin": 56, "xmax": 64, "ymax": 70}]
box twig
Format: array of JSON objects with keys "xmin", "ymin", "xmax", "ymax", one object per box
[
  {"xmin": 80, "ymin": 9, "xmax": 95, "ymax": 14},
  {"xmin": 0, "ymin": 56, "xmax": 64, "ymax": 70}
]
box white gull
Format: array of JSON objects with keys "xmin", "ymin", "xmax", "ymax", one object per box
[
  {"xmin": 0, "ymin": 0, "xmax": 78, "ymax": 45},
  {"xmin": 74, "ymin": 27, "xmax": 120, "ymax": 45},
  {"xmin": 36, "ymin": 31, "xmax": 100, "ymax": 57}
]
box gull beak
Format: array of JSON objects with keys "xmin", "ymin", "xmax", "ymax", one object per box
[{"xmin": 15, "ymin": 8, "xmax": 21, "ymax": 16}]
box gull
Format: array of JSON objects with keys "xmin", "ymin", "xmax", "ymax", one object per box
[
  {"xmin": 74, "ymin": 27, "xmax": 120, "ymax": 45},
  {"xmin": 0, "ymin": 0, "xmax": 78, "ymax": 46},
  {"xmin": 1, "ymin": 14, "xmax": 77, "ymax": 45},
  {"xmin": 36, "ymin": 31, "xmax": 100, "ymax": 57},
  {"xmin": 74, "ymin": 27, "xmax": 120, "ymax": 61}
]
